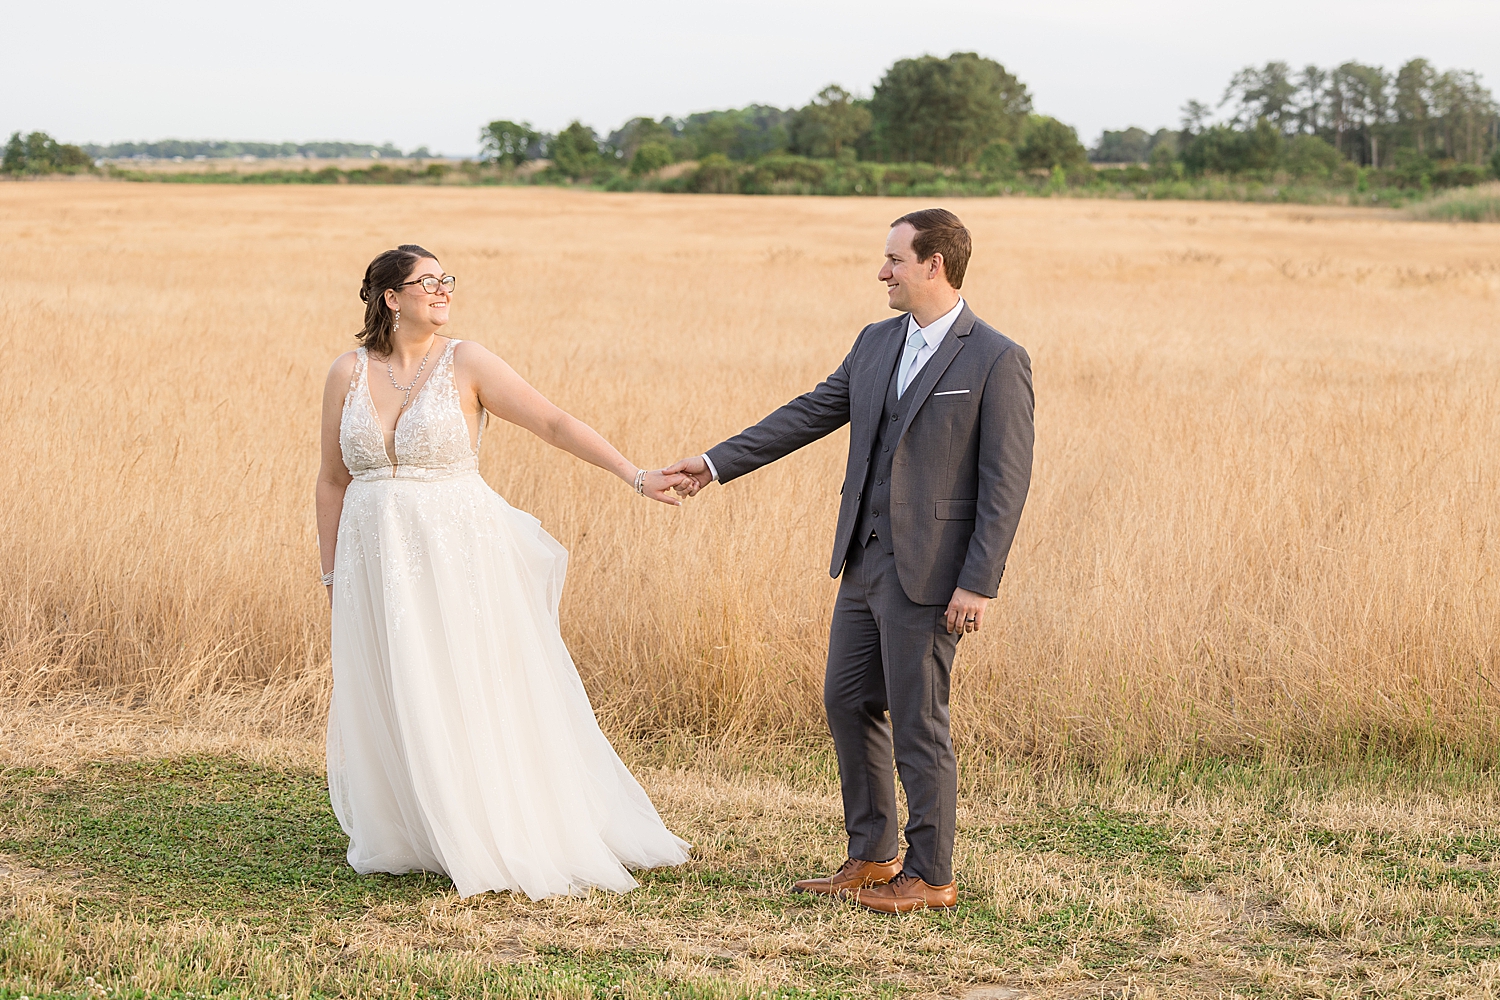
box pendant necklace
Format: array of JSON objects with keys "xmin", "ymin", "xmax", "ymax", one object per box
[{"xmin": 385, "ymin": 341, "xmax": 434, "ymax": 409}]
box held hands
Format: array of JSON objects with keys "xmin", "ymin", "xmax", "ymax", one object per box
[
  {"xmin": 638, "ymin": 469, "xmax": 691, "ymax": 506},
  {"xmin": 662, "ymin": 455, "xmax": 713, "ymax": 497}
]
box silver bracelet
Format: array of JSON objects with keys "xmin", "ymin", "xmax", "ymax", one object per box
[
  {"xmin": 321, "ymin": 569, "xmax": 335, "ymax": 587},
  {"xmin": 633, "ymin": 469, "xmax": 647, "ymax": 495}
]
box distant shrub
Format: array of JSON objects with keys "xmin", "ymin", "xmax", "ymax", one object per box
[
  {"xmin": 1017, "ymin": 116, "xmax": 1089, "ymax": 172},
  {"xmin": 977, "ymin": 140, "xmax": 1017, "ymax": 177},
  {"xmin": 688, "ymin": 154, "xmax": 740, "ymax": 193},
  {"xmin": 1407, "ymin": 181, "xmax": 1500, "ymax": 222},
  {"xmin": 630, "ymin": 143, "xmax": 673, "ymax": 176},
  {"xmin": 1283, "ymin": 135, "xmax": 1342, "ymax": 181}
]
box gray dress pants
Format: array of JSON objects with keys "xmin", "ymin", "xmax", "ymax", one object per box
[{"xmin": 824, "ymin": 536, "xmax": 961, "ymax": 886}]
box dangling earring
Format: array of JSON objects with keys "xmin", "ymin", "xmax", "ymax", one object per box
[{"xmin": 393, "ymin": 307, "xmax": 400, "ymax": 333}]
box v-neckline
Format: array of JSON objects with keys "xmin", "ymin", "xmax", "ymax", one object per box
[{"xmin": 364, "ymin": 339, "xmax": 450, "ymax": 468}]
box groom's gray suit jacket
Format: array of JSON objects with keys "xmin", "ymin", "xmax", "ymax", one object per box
[{"xmin": 706, "ymin": 303, "xmax": 1034, "ymax": 605}]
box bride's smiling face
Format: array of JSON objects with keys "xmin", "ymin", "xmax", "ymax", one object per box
[{"xmin": 384, "ymin": 257, "xmax": 452, "ymax": 330}]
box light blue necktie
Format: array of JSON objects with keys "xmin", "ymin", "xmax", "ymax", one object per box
[{"xmin": 896, "ymin": 329, "xmax": 927, "ymax": 398}]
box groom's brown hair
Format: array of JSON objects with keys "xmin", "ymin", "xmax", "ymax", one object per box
[{"xmin": 891, "ymin": 208, "xmax": 971, "ymax": 289}]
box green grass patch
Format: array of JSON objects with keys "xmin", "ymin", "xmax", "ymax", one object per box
[{"xmin": 0, "ymin": 757, "xmax": 449, "ymax": 922}]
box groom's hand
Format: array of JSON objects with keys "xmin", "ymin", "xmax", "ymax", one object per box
[
  {"xmin": 663, "ymin": 455, "xmax": 713, "ymax": 497},
  {"xmin": 945, "ymin": 587, "xmax": 989, "ymax": 635}
]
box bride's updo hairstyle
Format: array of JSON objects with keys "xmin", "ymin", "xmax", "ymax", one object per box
[{"xmin": 358, "ymin": 244, "xmax": 440, "ymax": 356}]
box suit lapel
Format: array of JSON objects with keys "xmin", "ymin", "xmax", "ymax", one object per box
[
  {"xmin": 864, "ymin": 315, "xmax": 909, "ymax": 435},
  {"xmin": 896, "ymin": 303, "xmax": 975, "ymax": 446}
]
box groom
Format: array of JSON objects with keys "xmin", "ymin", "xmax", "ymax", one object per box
[{"xmin": 668, "ymin": 209, "xmax": 1034, "ymax": 913}]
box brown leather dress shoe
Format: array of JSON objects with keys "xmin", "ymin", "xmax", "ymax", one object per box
[
  {"xmin": 791, "ymin": 856, "xmax": 901, "ymax": 896},
  {"xmin": 852, "ymin": 871, "xmax": 958, "ymax": 913}
]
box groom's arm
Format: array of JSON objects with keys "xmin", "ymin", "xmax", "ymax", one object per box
[
  {"xmin": 701, "ymin": 336, "xmax": 861, "ymax": 485},
  {"xmin": 956, "ymin": 343, "xmax": 1035, "ymax": 598}
]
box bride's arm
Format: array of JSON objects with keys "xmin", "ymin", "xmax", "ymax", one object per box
[
  {"xmin": 459, "ymin": 341, "xmax": 684, "ymax": 505},
  {"xmin": 316, "ymin": 353, "xmax": 357, "ymax": 601}
]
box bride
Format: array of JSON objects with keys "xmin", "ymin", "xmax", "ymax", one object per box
[{"xmin": 315, "ymin": 244, "xmax": 691, "ymax": 899}]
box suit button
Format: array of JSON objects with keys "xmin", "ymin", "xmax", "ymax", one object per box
[
  {"xmin": 890, "ymin": 414, "xmax": 898, "ymax": 421},
  {"xmin": 883, "ymin": 447, "xmax": 889, "ymax": 453},
  {"xmin": 873, "ymin": 511, "xmax": 880, "ymax": 518},
  {"xmin": 876, "ymin": 480, "xmax": 883, "ymax": 486}
]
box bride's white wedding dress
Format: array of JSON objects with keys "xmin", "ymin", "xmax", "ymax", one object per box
[{"xmin": 326, "ymin": 338, "xmax": 690, "ymax": 899}]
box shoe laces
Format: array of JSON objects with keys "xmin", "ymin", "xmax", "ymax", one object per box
[
  {"xmin": 836, "ymin": 858, "xmax": 865, "ymax": 875},
  {"xmin": 889, "ymin": 871, "xmax": 921, "ymax": 888}
]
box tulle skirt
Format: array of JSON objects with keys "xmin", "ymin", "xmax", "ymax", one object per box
[{"xmin": 326, "ymin": 470, "xmax": 690, "ymax": 899}]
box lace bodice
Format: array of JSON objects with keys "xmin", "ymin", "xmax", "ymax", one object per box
[{"xmin": 340, "ymin": 339, "xmax": 483, "ymax": 481}]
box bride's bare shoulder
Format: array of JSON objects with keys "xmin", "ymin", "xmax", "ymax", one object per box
[
  {"xmin": 324, "ymin": 350, "xmax": 360, "ymax": 390},
  {"xmin": 453, "ymin": 339, "xmax": 499, "ymax": 363},
  {"xmin": 452, "ymin": 339, "xmax": 512, "ymax": 373},
  {"xmin": 329, "ymin": 349, "xmax": 359, "ymax": 372}
]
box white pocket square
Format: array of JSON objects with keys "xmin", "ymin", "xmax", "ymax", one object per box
[{"xmin": 932, "ymin": 389, "xmax": 970, "ymax": 396}]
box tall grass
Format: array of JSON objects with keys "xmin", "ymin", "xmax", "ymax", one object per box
[
  {"xmin": 1409, "ymin": 181, "xmax": 1500, "ymax": 222},
  {"xmin": 1, "ymin": 186, "xmax": 1497, "ymax": 764}
]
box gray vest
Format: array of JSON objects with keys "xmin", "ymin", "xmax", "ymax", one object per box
[{"xmin": 855, "ymin": 352, "xmax": 915, "ymax": 554}]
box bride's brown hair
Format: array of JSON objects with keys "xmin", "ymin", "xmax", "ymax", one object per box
[{"xmin": 358, "ymin": 244, "xmax": 440, "ymax": 356}]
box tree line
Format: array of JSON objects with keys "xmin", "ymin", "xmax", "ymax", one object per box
[
  {"xmin": 10, "ymin": 50, "xmax": 1497, "ymax": 191},
  {"xmin": 482, "ymin": 52, "xmax": 1499, "ymax": 190},
  {"xmin": 482, "ymin": 53, "xmax": 1092, "ymax": 180}
]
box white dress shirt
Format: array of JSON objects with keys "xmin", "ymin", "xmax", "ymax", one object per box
[
  {"xmin": 899, "ymin": 296, "xmax": 965, "ymax": 394},
  {"xmin": 702, "ymin": 297, "xmax": 964, "ymax": 482}
]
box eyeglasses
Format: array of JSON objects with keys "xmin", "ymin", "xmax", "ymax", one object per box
[{"xmin": 396, "ymin": 275, "xmax": 457, "ymax": 294}]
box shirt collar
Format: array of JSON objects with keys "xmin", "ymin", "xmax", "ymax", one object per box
[{"xmin": 907, "ymin": 297, "xmax": 965, "ymax": 351}]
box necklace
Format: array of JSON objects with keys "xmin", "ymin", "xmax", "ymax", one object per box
[{"xmin": 383, "ymin": 341, "xmax": 434, "ymax": 409}]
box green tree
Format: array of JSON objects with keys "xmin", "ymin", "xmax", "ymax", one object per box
[
  {"xmin": 1432, "ymin": 69, "xmax": 1498, "ymax": 164},
  {"xmin": 1092, "ymin": 127, "xmax": 1151, "ymax": 163},
  {"xmin": 479, "ymin": 120, "xmax": 539, "ymax": 167},
  {"xmin": 1149, "ymin": 141, "xmax": 1179, "ymax": 179},
  {"xmin": 1182, "ymin": 118, "xmax": 1282, "ymax": 175},
  {"xmin": 1017, "ymin": 116, "xmax": 1088, "ymax": 172},
  {"xmin": 1222, "ymin": 62, "xmax": 1297, "ymax": 133},
  {"xmin": 2, "ymin": 131, "xmax": 91, "ymax": 174},
  {"xmin": 609, "ymin": 117, "xmax": 680, "ymax": 164},
  {"xmin": 682, "ymin": 106, "xmax": 792, "ymax": 161},
  {"xmin": 3, "ymin": 132, "xmax": 27, "ymax": 173},
  {"xmin": 1393, "ymin": 59, "xmax": 1436, "ymax": 155},
  {"xmin": 867, "ymin": 52, "xmax": 1031, "ymax": 165},
  {"xmin": 1326, "ymin": 62, "xmax": 1390, "ymax": 164},
  {"xmin": 549, "ymin": 121, "xmax": 603, "ymax": 178},
  {"xmin": 630, "ymin": 143, "xmax": 673, "ymax": 176},
  {"xmin": 1180, "ymin": 100, "xmax": 1213, "ymax": 135},
  {"xmin": 1283, "ymin": 134, "xmax": 1342, "ymax": 179},
  {"xmin": 790, "ymin": 85, "xmax": 872, "ymax": 159},
  {"xmin": 977, "ymin": 140, "xmax": 1017, "ymax": 177},
  {"xmin": 1291, "ymin": 65, "xmax": 1328, "ymax": 135}
]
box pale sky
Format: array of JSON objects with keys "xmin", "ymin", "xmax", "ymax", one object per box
[{"xmin": 6, "ymin": 0, "xmax": 1498, "ymax": 156}]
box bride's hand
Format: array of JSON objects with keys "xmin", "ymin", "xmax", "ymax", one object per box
[{"xmin": 641, "ymin": 470, "xmax": 689, "ymax": 506}]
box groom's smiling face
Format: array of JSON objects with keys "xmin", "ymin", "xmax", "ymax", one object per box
[{"xmin": 880, "ymin": 222, "xmax": 939, "ymax": 314}]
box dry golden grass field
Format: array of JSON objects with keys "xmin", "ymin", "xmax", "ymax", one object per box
[{"xmin": 2, "ymin": 185, "xmax": 1499, "ymax": 999}]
